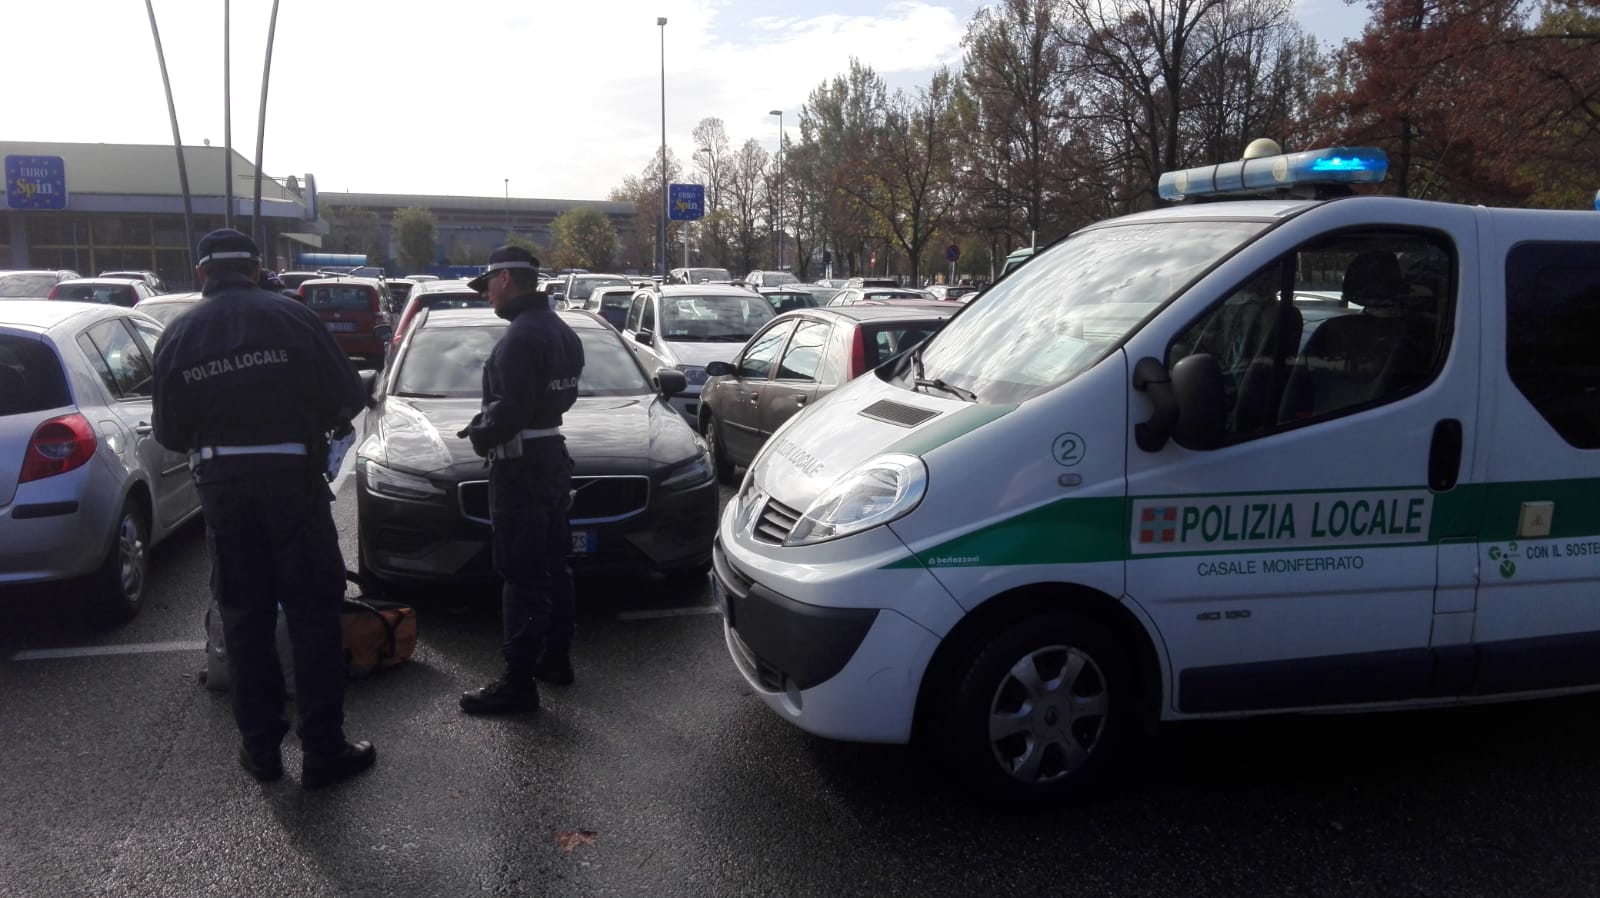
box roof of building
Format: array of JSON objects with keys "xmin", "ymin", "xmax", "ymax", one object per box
[{"xmin": 323, "ymin": 193, "xmax": 636, "ymax": 217}]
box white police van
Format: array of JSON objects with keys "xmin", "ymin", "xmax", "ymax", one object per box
[{"xmin": 711, "ymin": 144, "xmax": 1600, "ymax": 803}]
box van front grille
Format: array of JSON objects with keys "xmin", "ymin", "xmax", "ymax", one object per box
[{"xmin": 753, "ymin": 498, "xmax": 802, "ymax": 544}]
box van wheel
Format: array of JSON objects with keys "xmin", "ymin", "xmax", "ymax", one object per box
[
  {"xmin": 703, "ymin": 414, "xmax": 737, "ymax": 485},
  {"xmin": 941, "ymin": 611, "xmax": 1133, "ymax": 805},
  {"xmin": 93, "ymin": 499, "xmax": 150, "ymax": 623}
]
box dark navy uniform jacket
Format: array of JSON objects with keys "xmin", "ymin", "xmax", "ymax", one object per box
[
  {"xmin": 467, "ymin": 292, "xmax": 584, "ymax": 455},
  {"xmin": 152, "ymin": 271, "xmax": 366, "ymax": 483}
]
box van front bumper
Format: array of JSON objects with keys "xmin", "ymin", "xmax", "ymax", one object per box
[{"xmin": 712, "ymin": 540, "xmax": 941, "ymax": 743}]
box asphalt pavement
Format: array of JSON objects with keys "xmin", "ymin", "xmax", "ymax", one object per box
[{"xmin": 4, "ymin": 476, "xmax": 1600, "ymax": 897}]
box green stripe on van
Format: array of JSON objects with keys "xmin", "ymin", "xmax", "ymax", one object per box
[
  {"xmin": 884, "ymin": 477, "xmax": 1600, "ymax": 570},
  {"xmin": 884, "ymin": 403, "xmax": 1017, "ymax": 457},
  {"xmin": 886, "ymin": 496, "xmax": 1126, "ymax": 569}
]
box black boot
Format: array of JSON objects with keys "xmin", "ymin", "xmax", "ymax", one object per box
[
  {"xmin": 301, "ymin": 740, "xmax": 376, "ymax": 789},
  {"xmin": 238, "ymin": 746, "xmax": 284, "ymax": 783},
  {"xmin": 459, "ymin": 676, "xmax": 541, "ymax": 715},
  {"xmin": 533, "ymin": 647, "xmax": 574, "ymax": 686}
]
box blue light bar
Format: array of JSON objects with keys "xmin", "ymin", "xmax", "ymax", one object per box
[
  {"xmin": 1158, "ymin": 147, "xmax": 1389, "ymax": 201},
  {"xmin": 1594, "ymin": 188, "xmax": 1599, "ymax": 211}
]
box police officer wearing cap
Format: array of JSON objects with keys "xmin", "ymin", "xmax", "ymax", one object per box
[
  {"xmin": 458, "ymin": 245, "xmax": 585, "ymax": 715},
  {"xmin": 152, "ymin": 229, "xmax": 377, "ymax": 788}
]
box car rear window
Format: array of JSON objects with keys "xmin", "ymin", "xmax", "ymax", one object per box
[
  {"xmin": 0, "ymin": 274, "xmax": 59, "ymax": 298},
  {"xmin": 304, "ymin": 284, "xmax": 375, "ymax": 311},
  {"xmin": 0, "ymin": 335, "xmax": 71, "ymax": 416},
  {"xmin": 54, "ymin": 283, "xmax": 136, "ymax": 306},
  {"xmin": 136, "ymin": 301, "xmax": 198, "ymax": 327},
  {"xmin": 862, "ymin": 322, "xmax": 943, "ymax": 369},
  {"xmin": 420, "ymin": 293, "xmax": 488, "ymax": 311}
]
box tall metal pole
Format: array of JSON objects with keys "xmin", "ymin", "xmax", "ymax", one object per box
[
  {"xmin": 143, "ymin": 0, "xmax": 196, "ymax": 270},
  {"xmin": 657, "ymin": 16, "xmax": 668, "ymax": 280},
  {"xmin": 252, "ymin": 0, "xmax": 282, "ymax": 254},
  {"xmin": 769, "ymin": 109, "xmax": 783, "ymax": 269},
  {"xmin": 504, "ymin": 178, "xmax": 510, "ymax": 235},
  {"xmin": 223, "ymin": 0, "xmax": 233, "ymax": 229}
]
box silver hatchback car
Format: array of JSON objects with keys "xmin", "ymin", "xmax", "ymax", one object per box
[{"xmin": 0, "ymin": 301, "xmax": 201, "ymax": 620}]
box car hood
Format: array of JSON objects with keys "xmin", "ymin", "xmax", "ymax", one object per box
[
  {"xmin": 362, "ymin": 394, "xmax": 702, "ymax": 477},
  {"xmin": 652, "ymin": 339, "xmax": 744, "ymax": 369}
]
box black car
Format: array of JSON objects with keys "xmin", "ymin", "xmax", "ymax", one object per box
[{"xmin": 356, "ymin": 308, "xmax": 718, "ymax": 588}]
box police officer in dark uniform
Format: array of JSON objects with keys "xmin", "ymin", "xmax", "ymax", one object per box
[
  {"xmin": 458, "ymin": 246, "xmax": 585, "ymax": 715},
  {"xmin": 152, "ymin": 229, "xmax": 377, "ymax": 787}
]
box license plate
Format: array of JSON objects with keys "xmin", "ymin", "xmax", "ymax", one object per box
[
  {"xmin": 325, "ymin": 321, "xmax": 357, "ymax": 332},
  {"xmin": 570, "ymin": 530, "xmax": 594, "ymax": 555}
]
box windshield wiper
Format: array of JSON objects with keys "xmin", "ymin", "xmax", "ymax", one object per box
[
  {"xmin": 910, "ymin": 346, "xmax": 976, "ymax": 401},
  {"xmin": 393, "ymin": 390, "xmax": 448, "ymax": 399}
]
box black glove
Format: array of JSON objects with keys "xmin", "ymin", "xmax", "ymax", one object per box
[{"xmin": 458, "ymin": 414, "xmax": 490, "ymax": 457}]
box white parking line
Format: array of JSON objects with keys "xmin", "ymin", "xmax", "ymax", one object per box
[
  {"xmin": 615, "ymin": 606, "xmax": 720, "ymax": 621},
  {"xmin": 11, "ymin": 640, "xmax": 206, "ymax": 662}
]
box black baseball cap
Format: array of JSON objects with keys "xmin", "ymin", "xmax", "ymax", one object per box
[
  {"xmin": 196, "ymin": 228, "xmax": 261, "ymax": 267},
  {"xmin": 467, "ymin": 245, "xmax": 541, "ymax": 292}
]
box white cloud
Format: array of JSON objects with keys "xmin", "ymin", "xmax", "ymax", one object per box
[{"xmin": 3, "ymin": 0, "xmax": 967, "ymax": 202}]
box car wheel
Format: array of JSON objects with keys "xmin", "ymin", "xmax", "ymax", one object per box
[
  {"xmin": 93, "ymin": 498, "xmax": 150, "ymax": 623},
  {"xmin": 940, "ymin": 611, "xmax": 1134, "ymax": 806},
  {"xmin": 703, "ymin": 413, "xmax": 737, "ymax": 485}
]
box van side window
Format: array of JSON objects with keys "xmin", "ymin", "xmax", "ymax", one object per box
[
  {"xmin": 1168, "ymin": 231, "xmax": 1454, "ymax": 443},
  {"xmin": 641, "ymin": 298, "xmax": 656, "ymax": 334},
  {"xmin": 1505, "ymin": 242, "xmax": 1600, "ymax": 449}
]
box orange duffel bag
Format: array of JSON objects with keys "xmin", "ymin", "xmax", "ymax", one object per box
[{"xmin": 342, "ymin": 573, "xmax": 418, "ymax": 676}]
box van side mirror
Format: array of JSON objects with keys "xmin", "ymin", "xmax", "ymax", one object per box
[
  {"xmin": 373, "ymin": 324, "xmax": 394, "ymax": 344},
  {"xmin": 635, "ymin": 330, "xmax": 654, "ymax": 347},
  {"xmin": 1170, "ymin": 353, "xmax": 1226, "ymax": 451},
  {"xmin": 705, "ymin": 361, "xmax": 734, "ymax": 377},
  {"xmin": 1132, "ymin": 356, "xmax": 1177, "ymax": 452},
  {"xmin": 655, "ymin": 367, "xmax": 687, "ymax": 397}
]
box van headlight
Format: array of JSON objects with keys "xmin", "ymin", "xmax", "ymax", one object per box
[{"xmin": 784, "ymin": 453, "xmax": 926, "ymax": 546}]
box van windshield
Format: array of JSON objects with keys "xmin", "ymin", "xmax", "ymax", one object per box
[{"xmin": 914, "ymin": 219, "xmax": 1266, "ymax": 404}]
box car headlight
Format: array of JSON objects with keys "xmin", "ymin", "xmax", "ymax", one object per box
[
  {"xmin": 362, "ymin": 459, "xmax": 446, "ymax": 501},
  {"xmin": 784, "ymin": 453, "xmax": 927, "ymax": 546},
  {"xmin": 677, "ymin": 364, "xmax": 708, "ymax": 387},
  {"xmin": 661, "ymin": 449, "xmax": 714, "ymax": 490}
]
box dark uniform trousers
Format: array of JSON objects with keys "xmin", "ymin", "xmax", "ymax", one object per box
[
  {"xmin": 490, "ymin": 437, "xmax": 576, "ymax": 676},
  {"xmin": 200, "ymin": 468, "xmax": 347, "ymax": 757}
]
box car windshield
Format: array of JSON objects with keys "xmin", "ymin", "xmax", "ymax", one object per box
[
  {"xmin": 136, "ymin": 301, "xmax": 197, "ymax": 326},
  {"xmin": 0, "ymin": 274, "xmax": 59, "ymax": 298},
  {"xmin": 0, "ymin": 335, "xmax": 71, "ymax": 416},
  {"xmin": 304, "ymin": 284, "xmax": 372, "ymax": 311},
  {"xmin": 568, "ymin": 277, "xmax": 631, "ymax": 301},
  {"xmin": 394, "ymin": 325, "xmax": 650, "ymax": 398},
  {"xmin": 659, "ymin": 294, "xmax": 775, "ymax": 341},
  {"xmin": 916, "ymin": 219, "xmax": 1267, "ymax": 403}
]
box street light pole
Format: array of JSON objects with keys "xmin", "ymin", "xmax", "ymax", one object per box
[
  {"xmin": 504, "ymin": 178, "xmax": 510, "ymax": 235},
  {"xmin": 223, "ymin": 0, "xmax": 233, "ymax": 229},
  {"xmin": 657, "ymin": 16, "xmax": 668, "ymax": 280},
  {"xmin": 769, "ymin": 109, "xmax": 783, "ymax": 270}
]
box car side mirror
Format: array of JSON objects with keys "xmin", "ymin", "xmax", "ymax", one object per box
[
  {"xmin": 635, "ymin": 330, "xmax": 654, "ymax": 347},
  {"xmin": 360, "ymin": 369, "xmax": 380, "ymax": 407},
  {"xmin": 1132, "ymin": 356, "xmax": 1177, "ymax": 452},
  {"xmin": 373, "ymin": 323, "xmax": 394, "ymax": 344},
  {"xmin": 704, "ymin": 360, "xmax": 734, "ymax": 377},
  {"xmin": 655, "ymin": 367, "xmax": 687, "ymax": 398}
]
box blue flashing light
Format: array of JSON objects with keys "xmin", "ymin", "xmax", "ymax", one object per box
[
  {"xmin": 1594, "ymin": 188, "xmax": 1599, "ymax": 211},
  {"xmin": 1158, "ymin": 146, "xmax": 1389, "ymax": 201}
]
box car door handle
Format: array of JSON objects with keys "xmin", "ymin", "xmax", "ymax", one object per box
[
  {"xmin": 794, "ymin": 395, "xmax": 807, "ymax": 406},
  {"xmin": 135, "ymin": 421, "xmax": 154, "ymax": 435},
  {"xmin": 1428, "ymin": 418, "xmax": 1462, "ymax": 492}
]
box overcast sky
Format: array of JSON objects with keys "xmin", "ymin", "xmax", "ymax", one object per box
[{"xmin": 6, "ymin": 0, "xmax": 1367, "ymax": 203}]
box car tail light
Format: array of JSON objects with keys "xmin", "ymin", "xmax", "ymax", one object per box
[
  {"xmin": 19, "ymin": 413, "xmax": 98, "ymax": 483},
  {"xmin": 46, "ymin": 285, "xmax": 61, "ymax": 300},
  {"xmin": 848, "ymin": 327, "xmax": 868, "ymax": 379}
]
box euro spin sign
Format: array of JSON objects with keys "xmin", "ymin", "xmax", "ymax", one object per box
[
  {"xmin": 6, "ymin": 155, "xmax": 67, "ymax": 210},
  {"xmin": 668, "ymin": 183, "xmax": 704, "ymax": 221}
]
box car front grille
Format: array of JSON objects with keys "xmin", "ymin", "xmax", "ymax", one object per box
[
  {"xmin": 458, "ymin": 475, "xmax": 650, "ymax": 525},
  {"xmin": 752, "ymin": 497, "xmax": 802, "ymax": 545}
]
